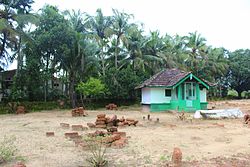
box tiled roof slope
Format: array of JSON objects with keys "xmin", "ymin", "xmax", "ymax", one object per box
[{"xmin": 136, "ymin": 68, "xmax": 191, "ymax": 89}]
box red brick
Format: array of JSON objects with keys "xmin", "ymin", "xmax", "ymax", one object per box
[
  {"xmin": 65, "ymin": 132, "xmax": 79, "ymax": 138},
  {"xmin": 96, "ymin": 117, "xmax": 107, "ymax": 122},
  {"xmin": 113, "ymin": 131, "xmax": 126, "ymax": 137},
  {"xmin": 172, "ymin": 147, "xmax": 182, "ymax": 165},
  {"xmin": 16, "ymin": 106, "xmax": 25, "ymax": 114},
  {"xmin": 111, "ymin": 134, "xmax": 121, "ymax": 141},
  {"xmin": 87, "ymin": 123, "xmax": 95, "ymax": 128},
  {"xmin": 95, "ymin": 124, "xmax": 107, "ymax": 128},
  {"xmin": 97, "ymin": 114, "xmax": 106, "ymax": 118},
  {"xmin": 60, "ymin": 123, "xmax": 70, "ymax": 128},
  {"xmin": 72, "ymin": 125, "xmax": 84, "ymax": 131},
  {"xmin": 46, "ymin": 132, "xmax": 54, "ymax": 137},
  {"xmin": 95, "ymin": 121, "xmax": 106, "ymax": 125}
]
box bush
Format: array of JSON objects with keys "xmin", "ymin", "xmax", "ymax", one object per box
[{"xmin": 227, "ymin": 89, "xmax": 238, "ymax": 98}]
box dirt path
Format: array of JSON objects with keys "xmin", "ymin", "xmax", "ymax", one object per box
[{"xmin": 1, "ymin": 99, "xmax": 250, "ymax": 166}]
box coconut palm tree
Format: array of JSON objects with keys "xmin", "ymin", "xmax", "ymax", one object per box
[
  {"xmin": 0, "ymin": 0, "xmax": 34, "ymax": 70},
  {"xmin": 110, "ymin": 9, "xmax": 133, "ymax": 70},
  {"xmin": 87, "ymin": 9, "xmax": 112, "ymax": 76}
]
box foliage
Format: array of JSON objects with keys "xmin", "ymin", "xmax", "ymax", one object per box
[
  {"xmin": 77, "ymin": 77, "xmax": 105, "ymax": 98},
  {"xmin": 0, "ymin": 0, "xmax": 34, "ymax": 69},
  {"xmin": 84, "ymin": 136, "xmax": 108, "ymax": 167},
  {"xmin": 228, "ymin": 49, "xmax": 250, "ymax": 98},
  {"xmin": 0, "ymin": 136, "xmax": 18, "ymax": 164},
  {"xmin": 102, "ymin": 67, "xmax": 149, "ymax": 99},
  {"xmin": 0, "ymin": 4, "xmax": 245, "ymax": 106},
  {"xmin": 6, "ymin": 102, "xmax": 19, "ymax": 114}
]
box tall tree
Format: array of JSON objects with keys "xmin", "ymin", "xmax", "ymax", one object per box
[
  {"xmin": 228, "ymin": 49, "xmax": 250, "ymax": 98},
  {"xmin": 34, "ymin": 5, "xmax": 73, "ymax": 101},
  {"xmin": 0, "ymin": 0, "xmax": 34, "ymax": 70},
  {"xmin": 111, "ymin": 9, "xmax": 133, "ymax": 70},
  {"xmin": 88, "ymin": 9, "xmax": 112, "ymax": 76}
]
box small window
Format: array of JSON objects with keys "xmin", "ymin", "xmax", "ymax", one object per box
[{"xmin": 165, "ymin": 89, "xmax": 171, "ymax": 96}]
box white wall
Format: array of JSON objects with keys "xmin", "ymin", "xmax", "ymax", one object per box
[
  {"xmin": 150, "ymin": 88, "xmax": 171, "ymax": 103},
  {"xmin": 141, "ymin": 87, "xmax": 151, "ymax": 104},
  {"xmin": 200, "ymin": 88, "xmax": 207, "ymax": 102}
]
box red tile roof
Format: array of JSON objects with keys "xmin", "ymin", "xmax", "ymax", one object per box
[{"xmin": 136, "ymin": 68, "xmax": 190, "ymax": 89}]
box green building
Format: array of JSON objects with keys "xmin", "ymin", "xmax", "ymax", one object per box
[{"xmin": 136, "ymin": 69, "xmax": 213, "ymax": 112}]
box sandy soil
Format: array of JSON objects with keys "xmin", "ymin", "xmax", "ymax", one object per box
[{"xmin": 1, "ymin": 99, "xmax": 250, "ymax": 167}]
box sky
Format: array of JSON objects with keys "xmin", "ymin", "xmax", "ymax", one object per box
[{"xmin": 7, "ymin": 0, "xmax": 250, "ymax": 69}]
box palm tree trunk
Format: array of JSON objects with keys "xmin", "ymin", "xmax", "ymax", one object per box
[
  {"xmin": 114, "ymin": 36, "xmax": 120, "ymax": 69},
  {"xmin": 101, "ymin": 49, "xmax": 105, "ymax": 76},
  {"xmin": 69, "ymin": 70, "xmax": 76, "ymax": 108}
]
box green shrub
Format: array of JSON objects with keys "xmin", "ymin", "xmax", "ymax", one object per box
[{"xmin": 227, "ymin": 89, "xmax": 238, "ymax": 98}]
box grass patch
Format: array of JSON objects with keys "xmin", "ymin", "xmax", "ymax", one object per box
[{"xmin": 0, "ymin": 136, "xmax": 23, "ymax": 164}]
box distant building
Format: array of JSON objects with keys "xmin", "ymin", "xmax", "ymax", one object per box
[
  {"xmin": 0, "ymin": 69, "xmax": 65, "ymax": 101},
  {"xmin": 0, "ymin": 69, "xmax": 16, "ymax": 101}
]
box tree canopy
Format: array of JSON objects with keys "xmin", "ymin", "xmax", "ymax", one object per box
[{"xmin": 1, "ymin": 3, "xmax": 249, "ymax": 106}]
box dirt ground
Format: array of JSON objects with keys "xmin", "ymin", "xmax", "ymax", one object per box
[{"xmin": 1, "ymin": 99, "xmax": 250, "ymax": 167}]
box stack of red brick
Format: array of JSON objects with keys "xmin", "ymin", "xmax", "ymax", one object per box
[
  {"xmin": 16, "ymin": 106, "xmax": 25, "ymax": 114},
  {"xmin": 105, "ymin": 103, "xmax": 118, "ymax": 110},
  {"xmin": 88, "ymin": 114, "xmax": 139, "ymax": 129},
  {"xmin": 95, "ymin": 114, "xmax": 108, "ymax": 128},
  {"xmin": 118, "ymin": 118, "xmax": 138, "ymax": 127},
  {"xmin": 71, "ymin": 107, "xmax": 87, "ymax": 117},
  {"xmin": 87, "ymin": 129, "xmax": 128, "ymax": 148}
]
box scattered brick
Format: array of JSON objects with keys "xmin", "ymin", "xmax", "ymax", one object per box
[
  {"xmin": 72, "ymin": 125, "xmax": 84, "ymax": 131},
  {"xmin": 95, "ymin": 124, "xmax": 107, "ymax": 129},
  {"xmin": 16, "ymin": 106, "xmax": 25, "ymax": 114},
  {"xmin": 87, "ymin": 123, "xmax": 96, "ymax": 128},
  {"xmin": 46, "ymin": 132, "xmax": 55, "ymax": 137},
  {"xmin": 65, "ymin": 132, "xmax": 79, "ymax": 138},
  {"xmin": 113, "ymin": 131, "xmax": 126, "ymax": 137},
  {"xmin": 60, "ymin": 123, "xmax": 70, "ymax": 128},
  {"xmin": 97, "ymin": 114, "xmax": 106, "ymax": 118},
  {"xmin": 105, "ymin": 103, "xmax": 118, "ymax": 110},
  {"xmin": 72, "ymin": 107, "xmax": 87, "ymax": 117},
  {"xmin": 172, "ymin": 147, "xmax": 182, "ymax": 165},
  {"xmin": 90, "ymin": 114, "xmax": 139, "ymax": 129}
]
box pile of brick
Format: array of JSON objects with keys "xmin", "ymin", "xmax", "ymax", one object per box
[
  {"xmin": 87, "ymin": 129, "xmax": 128, "ymax": 148},
  {"xmin": 244, "ymin": 114, "xmax": 250, "ymax": 124},
  {"xmin": 71, "ymin": 107, "xmax": 87, "ymax": 117},
  {"xmin": 88, "ymin": 114, "xmax": 139, "ymax": 129},
  {"xmin": 118, "ymin": 118, "xmax": 139, "ymax": 127},
  {"xmin": 64, "ymin": 132, "xmax": 86, "ymax": 147},
  {"xmin": 16, "ymin": 106, "xmax": 25, "ymax": 114},
  {"xmin": 95, "ymin": 114, "xmax": 108, "ymax": 128},
  {"xmin": 105, "ymin": 103, "xmax": 118, "ymax": 110}
]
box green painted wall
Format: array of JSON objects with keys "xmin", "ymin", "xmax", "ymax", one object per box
[{"xmin": 149, "ymin": 83, "xmax": 207, "ymax": 112}]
